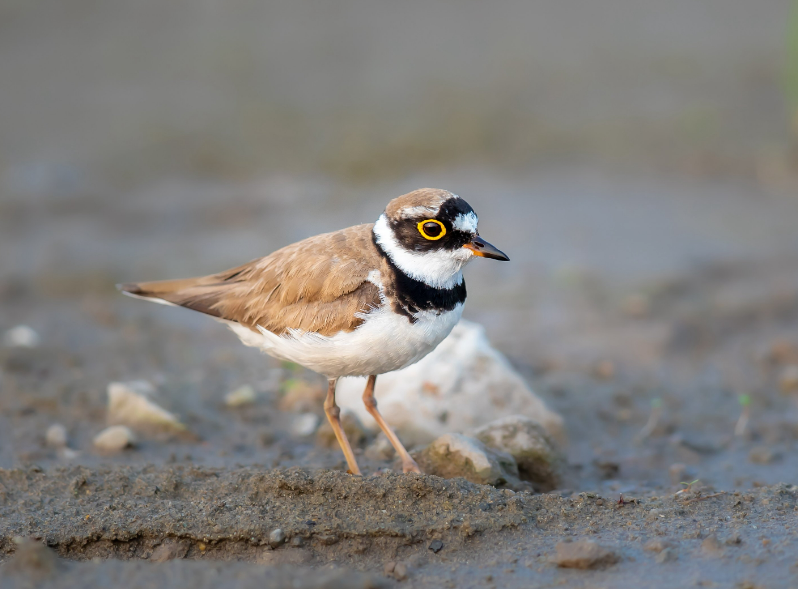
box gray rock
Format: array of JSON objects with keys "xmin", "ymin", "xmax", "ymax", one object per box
[
  {"xmin": 551, "ymin": 540, "xmax": 619, "ymax": 569},
  {"xmin": 415, "ymin": 433, "xmax": 520, "ymax": 487},
  {"xmin": 473, "ymin": 416, "xmax": 564, "ymax": 491},
  {"xmin": 269, "ymin": 528, "xmax": 286, "ymax": 548}
]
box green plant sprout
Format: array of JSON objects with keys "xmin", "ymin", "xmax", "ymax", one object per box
[{"xmin": 734, "ymin": 394, "xmax": 751, "ymax": 437}]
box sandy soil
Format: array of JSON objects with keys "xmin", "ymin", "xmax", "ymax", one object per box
[
  {"xmin": 2, "ymin": 1, "xmax": 798, "ymax": 586},
  {"xmin": 1, "ymin": 166, "xmax": 798, "ymax": 587}
]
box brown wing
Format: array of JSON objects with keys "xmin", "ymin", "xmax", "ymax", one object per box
[{"xmin": 119, "ymin": 224, "xmax": 383, "ymax": 336}]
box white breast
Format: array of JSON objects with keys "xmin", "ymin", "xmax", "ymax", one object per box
[{"xmin": 223, "ymin": 304, "xmax": 464, "ymax": 378}]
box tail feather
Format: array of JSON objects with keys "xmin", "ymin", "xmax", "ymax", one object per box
[{"xmin": 117, "ymin": 277, "xmax": 232, "ymax": 318}]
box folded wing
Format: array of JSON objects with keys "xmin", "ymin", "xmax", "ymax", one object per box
[{"xmin": 119, "ymin": 224, "xmax": 382, "ymax": 337}]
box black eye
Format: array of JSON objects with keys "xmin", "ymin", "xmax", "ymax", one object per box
[{"xmin": 423, "ymin": 222, "xmax": 442, "ymax": 237}]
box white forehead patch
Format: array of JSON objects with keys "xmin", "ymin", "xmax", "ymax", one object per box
[
  {"xmin": 400, "ymin": 205, "xmax": 440, "ymax": 219},
  {"xmin": 453, "ymin": 211, "xmax": 478, "ymax": 233}
]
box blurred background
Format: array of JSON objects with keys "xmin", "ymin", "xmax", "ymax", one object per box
[{"xmin": 2, "ymin": 0, "xmax": 798, "ymax": 490}]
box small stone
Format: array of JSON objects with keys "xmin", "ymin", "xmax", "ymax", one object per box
[
  {"xmin": 45, "ymin": 424, "xmax": 68, "ymax": 448},
  {"xmin": 655, "ymin": 548, "xmax": 677, "ymax": 563},
  {"xmin": 269, "ymin": 528, "xmax": 286, "ymax": 548},
  {"xmin": 291, "ymin": 413, "xmax": 320, "ymax": 437},
  {"xmin": 383, "ymin": 561, "xmax": 396, "ymax": 576},
  {"xmin": 290, "ymin": 536, "xmax": 304, "ymax": 547},
  {"xmin": 107, "ymin": 381, "xmax": 185, "ymax": 432},
  {"xmin": 748, "ymin": 446, "xmax": 777, "ymax": 464},
  {"xmin": 316, "ymin": 534, "xmax": 338, "ymax": 545},
  {"xmin": 93, "ymin": 425, "xmax": 135, "ymax": 451},
  {"xmin": 644, "ymin": 539, "xmax": 672, "ymax": 553},
  {"xmin": 473, "ymin": 415, "xmax": 564, "ymax": 491},
  {"xmin": 3, "ymin": 325, "xmax": 40, "ymax": 348},
  {"xmin": 416, "ymin": 433, "xmax": 519, "ymax": 487},
  {"xmin": 701, "ymin": 535, "xmax": 724, "ymax": 556},
  {"xmin": 316, "ymin": 410, "xmax": 367, "ymax": 448},
  {"xmin": 224, "ymin": 384, "xmax": 257, "ymax": 408},
  {"xmin": 551, "ymin": 540, "xmax": 619, "ymax": 569},
  {"xmin": 150, "ymin": 540, "xmax": 189, "ymax": 562},
  {"xmin": 779, "ymin": 365, "xmax": 798, "ymax": 394},
  {"xmin": 429, "ymin": 540, "xmax": 444, "ymax": 553}
]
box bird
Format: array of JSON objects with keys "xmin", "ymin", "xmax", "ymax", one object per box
[{"xmin": 119, "ymin": 188, "xmax": 509, "ymax": 475}]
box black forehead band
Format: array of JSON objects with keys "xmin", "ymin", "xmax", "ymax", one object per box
[{"xmin": 436, "ymin": 198, "xmax": 475, "ymax": 222}]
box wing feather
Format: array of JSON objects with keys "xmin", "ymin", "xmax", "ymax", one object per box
[{"xmin": 119, "ymin": 224, "xmax": 383, "ymax": 336}]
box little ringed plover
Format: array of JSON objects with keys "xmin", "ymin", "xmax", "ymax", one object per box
[{"xmin": 119, "ymin": 188, "xmax": 509, "ymax": 475}]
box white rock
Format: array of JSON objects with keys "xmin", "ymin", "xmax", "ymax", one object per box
[
  {"xmin": 107, "ymin": 380, "xmax": 185, "ymax": 431},
  {"xmin": 45, "ymin": 424, "xmax": 68, "ymax": 448},
  {"xmin": 291, "ymin": 412, "xmax": 320, "ymax": 437},
  {"xmin": 93, "ymin": 425, "xmax": 136, "ymax": 451},
  {"xmin": 336, "ymin": 320, "xmax": 565, "ymax": 445},
  {"xmin": 3, "ymin": 325, "xmax": 40, "ymax": 348},
  {"xmin": 225, "ymin": 384, "xmax": 257, "ymax": 407}
]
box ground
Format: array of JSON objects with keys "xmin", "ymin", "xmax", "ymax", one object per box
[{"xmin": 1, "ymin": 166, "xmax": 798, "ymax": 587}]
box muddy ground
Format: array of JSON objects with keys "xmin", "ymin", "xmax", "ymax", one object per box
[
  {"xmin": 3, "ymin": 0, "xmax": 798, "ymax": 586},
  {"xmin": 1, "ymin": 167, "xmax": 798, "ymax": 588}
]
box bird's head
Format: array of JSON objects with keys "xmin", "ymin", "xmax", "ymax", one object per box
[{"xmin": 373, "ymin": 188, "xmax": 509, "ymax": 289}]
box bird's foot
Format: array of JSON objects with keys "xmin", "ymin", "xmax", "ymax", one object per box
[{"xmin": 402, "ymin": 458, "xmax": 422, "ymax": 474}]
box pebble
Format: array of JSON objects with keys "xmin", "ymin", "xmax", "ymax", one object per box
[
  {"xmin": 428, "ymin": 540, "xmax": 444, "ymax": 553},
  {"xmin": 551, "ymin": 540, "xmax": 619, "ymax": 569},
  {"xmin": 45, "ymin": 424, "xmax": 68, "ymax": 448},
  {"xmin": 291, "ymin": 413, "xmax": 320, "ymax": 437},
  {"xmin": 473, "ymin": 415, "xmax": 564, "ymax": 491},
  {"xmin": 224, "ymin": 385, "xmax": 257, "ymax": 408},
  {"xmin": 2, "ymin": 325, "xmax": 40, "ymax": 348},
  {"xmin": 269, "ymin": 528, "xmax": 286, "ymax": 548},
  {"xmin": 107, "ymin": 381, "xmax": 185, "ymax": 432},
  {"xmin": 150, "ymin": 540, "xmax": 189, "ymax": 562},
  {"xmin": 93, "ymin": 425, "xmax": 136, "ymax": 451}
]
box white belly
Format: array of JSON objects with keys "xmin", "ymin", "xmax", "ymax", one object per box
[{"xmin": 223, "ymin": 304, "xmax": 464, "ymax": 378}]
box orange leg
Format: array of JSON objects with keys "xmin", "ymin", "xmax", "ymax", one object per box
[
  {"xmin": 362, "ymin": 375, "xmax": 421, "ymax": 474},
  {"xmin": 324, "ymin": 378, "xmax": 361, "ymax": 475}
]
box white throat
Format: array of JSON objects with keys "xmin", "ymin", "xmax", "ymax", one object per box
[{"xmin": 373, "ymin": 214, "xmax": 473, "ymax": 289}]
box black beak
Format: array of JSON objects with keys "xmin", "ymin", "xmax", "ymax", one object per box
[{"xmin": 463, "ymin": 235, "xmax": 510, "ymax": 261}]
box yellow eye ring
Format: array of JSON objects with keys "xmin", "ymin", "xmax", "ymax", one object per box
[{"xmin": 417, "ymin": 219, "xmax": 447, "ymax": 240}]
